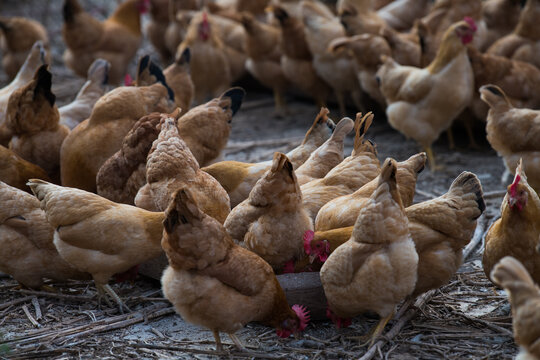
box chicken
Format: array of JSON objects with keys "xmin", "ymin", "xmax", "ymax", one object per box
[
  {"xmin": 62, "ymin": 0, "xmax": 149, "ymax": 84},
  {"xmin": 301, "ymin": 113, "xmax": 380, "ymax": 220},
  {"xmin": 161, "ymin": 187, "xmax": 310, "ymax": 351},
  {"xmin": 27, "ymin": 179, "xmax": 165, "ymax": 313},
  {"xmin": 0, "ymin": 145, "xmax": 50, "ymax": 193},
  {"xmin": 96, "ymin": 113, "xmax": 161, "ymax": 205},
  {"xmin": 163, "ymin": 48, "xmax": 194, "ymax": 114},
  {"xmin": 320, "ymin": 158, "xmax": 418, "ymax": 344},
  {"xmin": 0, "ymin": 181, "xmax": 89, "ymax": 288},
  {"xmin": 175, "ymin": 87, "xmax": 245, "ymax": 167},
  {"xmin": 240, "ymin": 12, "xmax": 289, "ymax": 115},
  {"xmin": 483, "ymin": 161, "xmax": 540, "ymax": 284},
  {"xmin": 271, "ymin": 5, "xmax": 330, "ymax": 108},
  {"xmin": 491, "ymin": 256, "xmax": 540, "ymax": 360},
  {"xmin": 376, "ymin": 18, "xmax": 476, "ymax": 169},
  {"xmin": 146, "ymin": 0, "xmax": 172, "ymax": 63},
  {"xmin": 315, "ymin": 152, "xmax": 427, "ymax": 231},
  {"xmin": 177, "ymin": 11, "xmax": 232, "ymax": 103},
  {"xmin": 300, "ymin": 1, "xmax": 362, "ymax": 116},
  {"xmin": 164, "ymin": 0, "xmax": 198, "ymax": 58},
  {"xmin": 5, "ymin": 65, "xmax": 69, "ymax": 184},
  {"xmin": 377, "ymin": 0, "xmax": 432, "ymax": 32},
  {"xmin": 480, "ymin": 0, "xmax": 522, "ymax": 51},
  {"xmin": 419, "ymin": 0, "xmax": 485, "ymax": 64},
  {"xmin": 338, "ymin": 0, "xmax": 386, "ymax": 36},
  {"xmin": 60, "ymin": 80, "xmax": 175, "ymax": 192},
  {"xmin": 224, "ymin": 152, "xmax": 313, "ymax": 271},
  {"xmin": 0, "ymin": 41, "xmax": 47, "ymax": 146},
  {"xmin": 487, "ymin": 0, "xmax": 540, "ymax": 69},
  {"xmin": 0, "ymin": 16, "xmax": 50, "ymax": 81},
  {"xmin": 203, "ymin": 107, "xmax": 335, "ymax": 207},
  {"xmin": 480, "ymin": 85, "xmax": 540, "ymax": 191},
  {"xmin": 59, "ymin": 58, "xmax": 110, "ymax": 130},
  {"xmin": 295, "ymin": 117, "xmax": 355, "ymax": 186},
  {"xmin": 303, "ymin": 171, "xmax": 485, "ymax": 297},
  {"xmin": 468, "ymin": 49, "xmax": 540, "ymax": 121},
  {"xmin": 137, "ymin": 113, "xmax": 231, "ymax": 223}
]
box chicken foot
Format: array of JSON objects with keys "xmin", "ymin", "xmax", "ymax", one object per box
[{"xmin": 96, "ymin": 283, "xmax": 131, "ymax": 314}]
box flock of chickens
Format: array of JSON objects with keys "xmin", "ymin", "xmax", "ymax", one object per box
[{"xmin": 1, "ymin": 0, "xmax": 540, "ymax": 357}]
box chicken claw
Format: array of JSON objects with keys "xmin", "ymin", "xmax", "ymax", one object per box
[{"xmin": 96, "ymin": 283, "xmax": 131, "ymax": 314}]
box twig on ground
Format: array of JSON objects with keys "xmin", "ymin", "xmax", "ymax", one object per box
[
  {"xmin": 129, "ymin": 342, "xmax": 285, "ymax": 359},
  {"xmin": 22, "ymin": 304, "xmax": 40, "ymax": 328}
]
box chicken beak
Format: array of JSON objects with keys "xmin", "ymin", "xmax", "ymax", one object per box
[
  {"xmin": 308, "ymin": 254, "xmax": 317, "ymax": 264},
  {"xmin": 508, "ymin": 196, "xmax": 518, "ymax": 208}
]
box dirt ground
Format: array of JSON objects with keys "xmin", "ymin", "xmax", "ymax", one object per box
[{"xmin": 0, "ymin": 1, "xmax": 518, "ymax": 359}]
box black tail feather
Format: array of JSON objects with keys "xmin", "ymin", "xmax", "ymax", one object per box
[
  {"xmin": 223, "ymin": 87, "xmax": 246, "ymax": 116},
  {"xmin": 34, "ymin": 65, "xmax": 56, "ymax": 107}
]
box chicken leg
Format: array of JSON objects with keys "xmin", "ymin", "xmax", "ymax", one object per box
[
  {"xmin": 425, "ymin": 147, "xmax": 443, "ymax": 171},
  {"xmin": 273, "ymin": 89, "xmax": 287, "ymax": 118},
  {"xmin": 96, "ymin": 283, "xmax": 131, "ymax": 314},
  {"xmin": 228, "ymin": 333, "xmax": 246, "ymax": 350},
  {"xmin": 367, "ymin": 312, "xmax": 394, "ymax": 347},
  {"xmin": 213, "ymin": 329, "xmax": 223, "ymax": 351}
]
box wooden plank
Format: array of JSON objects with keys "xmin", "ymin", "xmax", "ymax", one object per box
[{"xmin": 139, "ymin": 255, "xmax": 328, "ymax": 321}]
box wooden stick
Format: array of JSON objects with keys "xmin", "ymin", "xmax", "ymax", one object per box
[
  {"xmin": 0, "ymin": 296, "xmax": 34, "ymax": 311},
  {"xmin": 31, "ymin": 297, "xmax": 42, "ymax": 320},
  {"xmin": 16, "ymin": 289, "xmax": 94, "ymax": 302},
  {"xmin": 359, "ymin": 217, "xmax": 489, "ymax": 360},
  {"xmin": 22, "ymin": 305, "xmax": 40, "ymax": 328},
  {"xmin": 129, "ymin": 342, "xmax": 284, "ymax": 359}
]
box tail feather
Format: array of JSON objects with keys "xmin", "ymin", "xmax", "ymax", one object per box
[
  {"xmin": 34, "ymin": 65, "xmax": 56, "ymax": 107},
  {"xmin": 26, "ymin": 179, "xmax": 56, "ymax": 203},
  {"xmin": 491, "ymin": 256, "xmax": 536, "ymax": 290},
  {"xmin": 87, "ymin": 58, "xmax": 110, "ymax": 85},
  {"xmin": 448, "ymin": 171, "xmax": 485, "ymax": 217},
  {"xmin": 221, "ymin": 87, "xmax": 246, "ymax": 116},
  {"xmin": 329, "ymin": 117, "xmax": 354, "ymax": 143},
  {"xmin": 353, "ymin": 112, "xmax": 375, "ymax": 155}
]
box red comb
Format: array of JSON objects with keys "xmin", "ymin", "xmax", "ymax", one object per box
[
  {"xmin": 510, "ymin": 174, "xmax": 521, "ymax": 198},
  {"xmin": 202, "ymin": 11, "xmax": 208, "ymax": 23},
  {"xmin": 124, "ymin": 73, "xmax": 133, "ymax": 86},
  {"xmin": 292, "ymin": 304, "xmax": 310, "ymax": 331},
  {"xmin": 463, "ymin": 16, "xmax": 477, "ymax": 32},
  {"xmin": 303, "ymin": 230, "xmax": 314, "ymax": 254}
]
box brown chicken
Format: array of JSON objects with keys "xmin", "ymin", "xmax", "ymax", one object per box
[
  {"xmin": 419, "ymin": 0, "xmax": 485, "ymax": 64},
  {"xmin": 60, "ymin": 80, "xmax": 175, "ymax": 192},
  {"xmin": 487, "ymin": 0, "xmax": 540, "ymax": 69},
  {"xmin": 377, "ymin": 0, "xmax": 432, "ymax": 32},
  {"xmin": 301, "ymin": 113, "xmax": 380, "ymax": 220},
  {"xmin": 203, "ymin": 107, "xmax": 335, "ymax": 207},
  {"xmin": 480, "ymin": 85, "xmax": 540, "ymax": 191},
  {"xmin": 62, "ymin": 0, "xmax": 148, "ymax": 84},
  {"xmin": 0, "ymin": 181, "xmax": 89, "ymax": 288},
  {"xmin": 224, "ymin": 152, "xmax": 313, "ymax": 272},
  {"xmin": 176, "ymin": 87, "xmax": 245, "ymax": 167},
  {"xmin": 303, "ymin": 172, "xmax": 485, "ymax": 297},
  {"xmin": 161, "ymin": 187, "xmax": 310, "ymax": 350},
  {"xmin": 468, "ymin": 48, "xmax": 540, "ymax": 121},
  {"xmin": 96, "ymin": 113, "xmax": 161, "ymax": 205},
  {"xmin": 0, "ymin": 16, "xmax": 50, "ymax": 81},
  {"xmin": 0, "ymin": 145, "xmax": 49, "ymax": 193},
  {"xmin": 320, "ymin": 158, "xmax": 418, "ymax": 344},
  {"xmin": 145, "ymin": 0, "xmax": 171, "ymax": 63},
  {"xmin": 295, "ymin": 117, "xmax": 355, "ymax": 186},
  {"xmin": 163, "ymin": 48, "xmax": 194, "ymax": 114},
  {"xmin": 240, "ymin": 12, "xmax": 289, "ymax": 115},
  {"xmin": 315, "ymin": 152, "xmax": 426, "ymax": 231},
  {"xmin": 483, "ymin": 161, "xmax": 540, "ymax": 284},
  {"xmin": 338, "ymin": 0, "xmax": 386, "ymax": 36},
  {"xmin": 6, "ymin": 65, "xmax": 69, "ymax": 184},
  {"xmin": 301, "ymin": 1, "xmax": 362, "ymax": 116},
  {"xmin": 164, "ymin": 0, "xmax": 198, "ymax": 58},
  {"xmin": 177, "ymin": 11, "xmax": 232, "ymax": 103},
  {"xmin": 271, "ymin": 5, "xmax": 330, "ymax": 108},
  {"xmin": 376, "ymin": 19, "xmax": 476, "ymax": 169},
  {"xmin": 480, "ymin": 0, "xmax": 522, "ymax": 51},
  {"xmin": 491, "ymin": 256, "xmax": 540, "ymax": 360},
  {"xmin": 138, "ymin": 113, "xmax": 231, "ymax": 223},
  {"xmin": 59, "ymin": 58, "xmax": 110, "ymax": 130},
  {"xmin": 27, "ymin": 179, "xmax": 165, "ymax": 313},
  {"xmin": 0, "ymin": 41, "xmax": 47, "ymax": 146}
]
